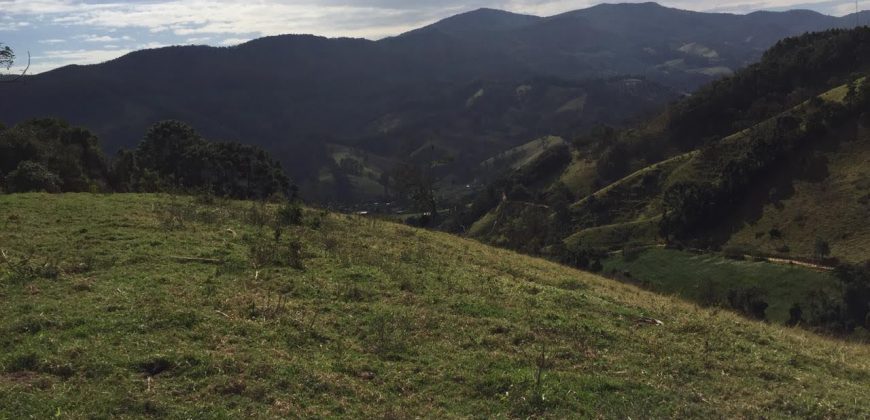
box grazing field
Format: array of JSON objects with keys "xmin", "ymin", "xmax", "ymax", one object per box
[
  {"xmin": 601, "ymin": 248, "xmax": 839, "ymax": 324},
  {"xmin": 1, "ymin": 194, "xmax": 868, "ymax": 418}
]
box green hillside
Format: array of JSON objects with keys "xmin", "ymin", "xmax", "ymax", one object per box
[
  {"xmin": 601, "ymin": 248, "xmax": 839, "ymax": 324},
  {"xmin": 463, "ymin": 29, "xmax": 870, "ymax": 257},
  {"xmin": 472, "ymin": 77, "xmax": 870, "ymax": 262},
  {"xmin": 1, "ymin": 193, "xmax": 869, "ymax": 418}
]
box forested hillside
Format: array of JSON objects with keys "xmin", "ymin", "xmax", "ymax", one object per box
[
  {"xmin": 1, "ymin": 4, "xmax": 865, "ymax": 204},
  {"xmin": 461, "ymin": 29, "xmax": 870, "ymax": 334}
]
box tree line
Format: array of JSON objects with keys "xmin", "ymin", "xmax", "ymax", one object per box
[{"xmin": 0, "ymin": 118, "xmax": 293, "ymax": 200}]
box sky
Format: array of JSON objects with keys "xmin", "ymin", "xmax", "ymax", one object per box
[{"xmin": 0, "ymin": 0, "xmax": 867, "ymax": 74}]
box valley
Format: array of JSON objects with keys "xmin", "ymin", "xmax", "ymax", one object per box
[{"xmin": 1, "ymin": 2, "xmax": 869, "ymax": 417}]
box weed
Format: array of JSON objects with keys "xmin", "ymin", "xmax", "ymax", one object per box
[
  {"xmin": 246, "ymin": 202, "xmax": 270, "ymax": 229},
  {"xmin": 247, "ymin": 235, "xmax": 304, "ymax": 270},
  {"xmin": 365, "ymin": 310, "xmax": 410, "ymax": 359},
  {"xmin": 276, "ymin": 201, "xmax": 303, "ymax": 227}
]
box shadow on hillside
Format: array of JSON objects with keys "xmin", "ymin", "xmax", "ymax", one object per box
[{"xmin": 705, "ymin": 136, "xmax": 837, "ymax": 248}]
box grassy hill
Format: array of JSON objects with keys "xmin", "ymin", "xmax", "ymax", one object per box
[{"xmin": 1, "ymin": 193, "xmax": 869, "ymax": 417}]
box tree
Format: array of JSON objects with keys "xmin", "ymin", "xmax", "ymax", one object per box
[
  {"xmin": 393, "ymin": 162, "xmax": 438, "ymax": 224},
  {"xmin": 835, "ymin": 263, "xmax": 870, "ymax": 331},
  {"xmin": 0, "ymin": 118, "xmax": 111, "ymax": 192},
  {"xmin": 137, "ymin": 120, "xmax": 205, "ymax": 186},
  {"xmin": 4, "ymin": 161, "xmax": 61, "ymax": 193},
  {"xmin": 727, "ymin": 287, "xmax": 769, "ymax": 320},
  {"xmin": 659, "ymin": 181, "xmax": 718, "ymax": 242},
  {"xmin": 0, "ymin": 42, "xmax": 29, "ymax": 81},
  {"xmin": 126, "ymin": 121, "xmax": 291, "ymax": 199},
  {"xmin": 0, "ymin": 44, "xmax": 13, "ymax": 70},
  {"xmin": 814, "ymin": 238, "xmax": 831, "ymax": 261}
]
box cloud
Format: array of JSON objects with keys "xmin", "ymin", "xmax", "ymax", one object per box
[
  {"xmin": 29, "ymin": 47, "xmax": 133, "ymax": 73},
  {"xmin": 218, "ymin": 37, "xmax": 250, "ymax": 46},
  {"xmin": 186, "ymin": 36, "xmax": 212, "ymax": 44},
  {"xmin": 3, "ymin": 0, "xmax": 867, "ymax": 74},
  {"xmin": 0, "ymin": 20, "xmax": 31, "ymax": 31},
  {"xmin": 75, "ymin": 34, "xmax": 133, "ymax": 42}
]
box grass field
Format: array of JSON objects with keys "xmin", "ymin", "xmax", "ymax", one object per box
[
  {"xmin": 1, "ymin": 194, "xmax": 869, "ymax": 418},
  {"xmin": 602, "ymin": 248, "xmax": 840, "ymax": 324}
]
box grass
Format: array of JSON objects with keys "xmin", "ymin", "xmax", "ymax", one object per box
[
  {"xmin": 565, "ymin": 218, "xmax": 660, "ymax": 251},
  {"xmin": 555, "ymin": 153, "xmax": 598, "ymax": 198},
  {"xmin": 1, "ymin": 193, "xmax": 869, "ymax": 418},
  {"xmin": 480, "ymin": 136, "xmax": 566, "ymax": 170},
  {"xmin": 723, "ymin": 125, "xmax": 870, "ymax": 263},
  {"xmin": 602, "ymin": 248, "xmax": 840, "ymax": 324}
]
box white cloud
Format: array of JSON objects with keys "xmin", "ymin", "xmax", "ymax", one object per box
[
  {"xmin": 75, "ymin": 34, "xmax": 133, "ymax": 42},
  {"xmin": 29, "ymin": 47, "xmax": 133, "ymax": 73},
  {"xmin": 218, "ymin": 37, "xmax": 250, "ymax": 46},
  {"xmin": 0, "ymin": 21, "xmax": 31, "ymax": 31},
  {"xmin": 5, "ymin": 0, "xmax": 868, "ymax": 74}
]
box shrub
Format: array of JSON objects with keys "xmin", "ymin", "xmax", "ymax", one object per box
[
  {"xmin": 727, "ymin": 287, "xmax": 769, "ymax": 320},
  {"xmin": 5, "ymin": 161, "xmax": 61, "ymax": 193},
  {"xmin": 276, "ymin": 202, "xmax": 303, "ymax": 227},
  {"xmin": 247, "ymin": 235, "xmax": 304, "ymax": 270}
]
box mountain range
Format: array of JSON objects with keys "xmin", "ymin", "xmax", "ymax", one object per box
[{"xmin": 1, "ymin": 2, "xmax": 868, "ymax": 200}]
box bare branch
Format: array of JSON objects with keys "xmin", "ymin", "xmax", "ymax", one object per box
[{"xmin": 0, "ymin": 50, "xmax": 30, "ymax": 83}]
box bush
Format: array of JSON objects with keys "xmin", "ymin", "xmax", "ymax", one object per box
[
  {"xmin": 247, "ymin": 235, "xmax": 304, "ymax": 270},
  {"xmin": 5, "ymin": 161, "xmax": 61, "ymax": 193},
  {"xmin": 727, "ymin": 287, "xmax": 769, "ymax": 320},
  {"xmin": 276, "ymin": 202, "xmax": 303, "ymax": 227}
]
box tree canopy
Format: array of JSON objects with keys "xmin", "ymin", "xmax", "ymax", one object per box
[
  {"xmin": 0, "ymin": 43, "xmax": 13, "ymax": 70},
  {"xmin": 0, "ymin": 118, "xmax": 294, "ymax": 200}
]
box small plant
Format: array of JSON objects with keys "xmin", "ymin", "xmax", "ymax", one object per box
[
  {"xmin": 365, "ymin": 310, "xmax": 410, "ymax": 359},
  {"xmin": 246, "ymin": 202, "xmax": 270, "ymax": 229},
  {"xmin": 276, "ymin": 201, "xmax": 303, "ymax": 227},
  {"xmin": 247, "ymin": 235, "xmax": 304, "ymax": 270},
  {"xmin": 0, "ymin": 253, "xmax": 61, "ymax": 282},
  {"xmin": 1, "ymin": 251, "xmax": 37, "ymax": 284},
  {"xmin": 193, "ymin": 186, "xmax": 217, "ymax": 205},
  {"xmin": 157, "ymin": 201, "xmax": 186, "ymax": 231}
]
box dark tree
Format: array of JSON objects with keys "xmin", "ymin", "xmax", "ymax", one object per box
[
  {"xmin": 814, "ymin": 238, "xmax": 831, "ymax": 261},
  {"xmin": 0, "ymin": 118, "xmax": 110, "ymax": 192},
  {"xmin": 136, "ymin": 120, "xmax": 205, "ymax": 187},
  {"xmin": 393, "ymin": 162, "xmax": 438, "ymax": 224},
  {"xmin": 835, "ymin": 263, "xmax": 870, "ymax": 331},
  {"xmin": 5, "ymin": 161, "xmax": 61, "ymax": 193},
  {"xmin": 787, "ymin": 303, "xmax": 803, "ymax": 326},
  {"xmin": 0, "ymin": 44, "xmax": 13, "ymax": 70},
  {"xmin": 124, "ymin": 120, "xmax": 292, "ymax": 199}
]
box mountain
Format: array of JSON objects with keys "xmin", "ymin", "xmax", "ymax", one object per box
[
  {"xmin": 405, "ymin": 2, "xmax": 861, "ymax": 90},
  {"xmin": 1, "ymin": 3, "xmax": 865, "ymax": 202},
  {"xmin": 1, "ymin": 193, "xmax": 868, "ymax": 417},
  {"xmin": 465, "ymin": 28, "xmax": 870, "ymax": 257},
  {"xmin": 405, "ymin": 8, "xmax": 541, "ymax": 36},
  {"xmin": 458, "ymin": 28, "xmax": 870, "ymax": 327}
]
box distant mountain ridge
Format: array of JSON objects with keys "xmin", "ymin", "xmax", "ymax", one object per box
[{"xmin": 1, "ymin": 2, "xmax": 866, "ymax": 199}]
